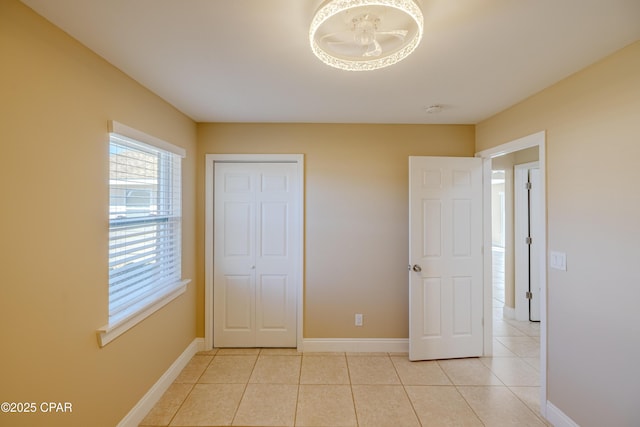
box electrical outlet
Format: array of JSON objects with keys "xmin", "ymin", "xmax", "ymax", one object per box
[{"xmin": 355, "ymin": 313, "xmax": 363, "ymax": 326}]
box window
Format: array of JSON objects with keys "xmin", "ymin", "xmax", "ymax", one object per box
[{"xmin": 99, "ymin": 121, "xmax": 188, "ymax": 346}]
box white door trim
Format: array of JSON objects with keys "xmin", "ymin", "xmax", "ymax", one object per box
[
  {"xmin": 476, "ymin": 130, "xmax": 547, "ymax": 418},
  {"xmin": 204, "ymin": 154, "xmax": 305, "ymax": 351}
]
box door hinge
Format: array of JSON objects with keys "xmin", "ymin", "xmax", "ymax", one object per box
[
  {"xmin": 525, "ymin": 236, "xmax": 532, "ymax": 245},
  {"xmin": 526, "ymin": 181, "xmax": 532, "ymax": 190},
  {"xmin": 525, "ymin": 291, "xmax": 533, "ymax": 300}
]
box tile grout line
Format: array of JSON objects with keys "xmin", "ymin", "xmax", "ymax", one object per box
[
  {"xmin": 436, "ymin": 359, "xmax": 489, "ymax": 426},
  {"xmin": 292, "ymin": 353, "xmax": 302, "ymax": 427},
  {"xmin": 389, "ymin": 353, "xmax": 424, "ymax": 427},
  {"xmin": 506, "ymin": 384, "xmax": 549, "ymax": 426},
  {"xmin": 162, "ymin": 351, "xmax": 217, "ymax": 427},
  {"xmin": 492, "ymin": 289, "xmax": 545, "ymax": 425},
  {"xmin": 229, "ymin": 348, "xmax": 261, "ymax": 426},
  {"xmin": 453, "ymin": 384, "xmax": 495, "ymax": 427},
  {"xmin": 160, "ymin": 382, "xmax": 194, "ymax": 427},
  {"xmin": 344, "ymin": 353, "xmax": 361, "ymax": 427}
]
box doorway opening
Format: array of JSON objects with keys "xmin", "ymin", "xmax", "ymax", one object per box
[
  {"xmin": 491, "ymin": 170, "xmax": 506, "ymax": 320},
  {"xmin": 477, "ymin": 131, "xmax": 547, "ymax": 419},
  {"xmin": 490, "ymin": 147, "xmax": 540, "ymax": 324}
]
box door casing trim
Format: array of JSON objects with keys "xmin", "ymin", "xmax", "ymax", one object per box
[{"xmin": 204, "ymin": 154, "xmax": 305, "ymax": 350}]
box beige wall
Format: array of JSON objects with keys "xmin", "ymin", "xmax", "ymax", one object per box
[
  {"xmin": 0, "ymin": 2, "xmax": 197, "ymax": 426},
  {"xmin": 196, "ymin": 123, "xmax": 475, "ymax": 338},
  {"xmin": 477, "ymin": 41, "xmax": 640, "ymax": 426},
  {"xmin": 6, "ymin": 0, "xmax": 639, "ymax": 424}
]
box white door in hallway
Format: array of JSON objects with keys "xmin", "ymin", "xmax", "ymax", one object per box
[
  {"xmin": 515, "ymin": 163, "xmax": 541, "ymax": 322},
  {"xmin": 214, "ymin": 162, "xmax": 299, "ymax": 347},
  {"xmin": 528, "ymin": 168, "xmax": 542, "ymax": 321},
  {"xmin": 409, "ymin": 157, "xmax": 484, "ymax": 361}
]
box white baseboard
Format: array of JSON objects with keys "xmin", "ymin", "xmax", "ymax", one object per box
[
  {"xmin": 503, "ymin": 305, "xmax": 516, "ymax": 319},
  {"xmin": 302, "ymin": 338, "xmax": 409, "ymax": 353},
  {"xmin": 546, "ymin": 401, "xmax": 580, "ymax": 427},
  {"xmin": 117, "ymin": 337, "xmax": 205, "ymax": 427}
]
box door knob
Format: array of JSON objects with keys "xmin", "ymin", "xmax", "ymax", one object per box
[{"xmin": 411, "ymin": 264, "xmax": 422, "ymax": 272}]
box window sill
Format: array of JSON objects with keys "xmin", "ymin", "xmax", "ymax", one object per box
[{"xmin": 97, "ymin": 279, "xmax": 190, "ymax": 347}]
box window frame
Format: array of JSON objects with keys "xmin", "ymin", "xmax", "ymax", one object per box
[{"xmin": 97, "ymin": 121, "xmax": 190, "ymax": 347}]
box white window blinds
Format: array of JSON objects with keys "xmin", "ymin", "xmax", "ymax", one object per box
[{"xmin": 108, "ymin": 129, "xmax": 182, "ymax": 320}]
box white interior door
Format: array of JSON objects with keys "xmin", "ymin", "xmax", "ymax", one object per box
[
  {"xmin": 409, "ymin": 156, "xmax": 484, "ymax": 361},
  {"xmin": 515, "ymin": 162, "xmax": 541, "ymax": 322},
  {"xmin": 214, "ymin": 162, "xmax": 299, "ymax": 348},
  {"xmin": 528, "ymin": 168, "xmax": 541, "ymax": 321}
]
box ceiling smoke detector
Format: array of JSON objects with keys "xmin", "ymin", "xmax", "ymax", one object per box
[{"xmin": 424, "ymin": 105, "xmax": 443, "ymax": 114}]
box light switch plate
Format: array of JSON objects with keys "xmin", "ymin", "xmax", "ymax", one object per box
[{"xmin": 550, "ymin": 251, "xmax": 567, "ymax": 271}]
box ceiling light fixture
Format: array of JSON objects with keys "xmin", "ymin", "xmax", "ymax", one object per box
[{"xmin": 309, "ymin": 0, "xmax": 424, "ymax": 71}]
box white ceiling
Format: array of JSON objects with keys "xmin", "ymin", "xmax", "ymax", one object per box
[{"xmin": 21, "ymin": 0, "xmax": 640, "ymax": 124}]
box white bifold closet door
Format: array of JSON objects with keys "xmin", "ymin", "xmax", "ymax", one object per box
[{"xmin": 214, "ymin": 162, "xmax": 299, "ymax": 348}]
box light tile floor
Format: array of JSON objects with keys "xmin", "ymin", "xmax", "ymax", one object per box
[{"xmin": 140, "ymin": 249, "xmax": 546, "ymax": 426}]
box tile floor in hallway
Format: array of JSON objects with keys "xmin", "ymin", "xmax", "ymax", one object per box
[{"xmin": 141, "ymin": 248, "xmax": 545, "ymax": 426}]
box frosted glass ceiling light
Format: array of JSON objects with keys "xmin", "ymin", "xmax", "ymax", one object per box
[{"xmin": 310, "ymin": 0, "xmax": 424, "ymax": 71}]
